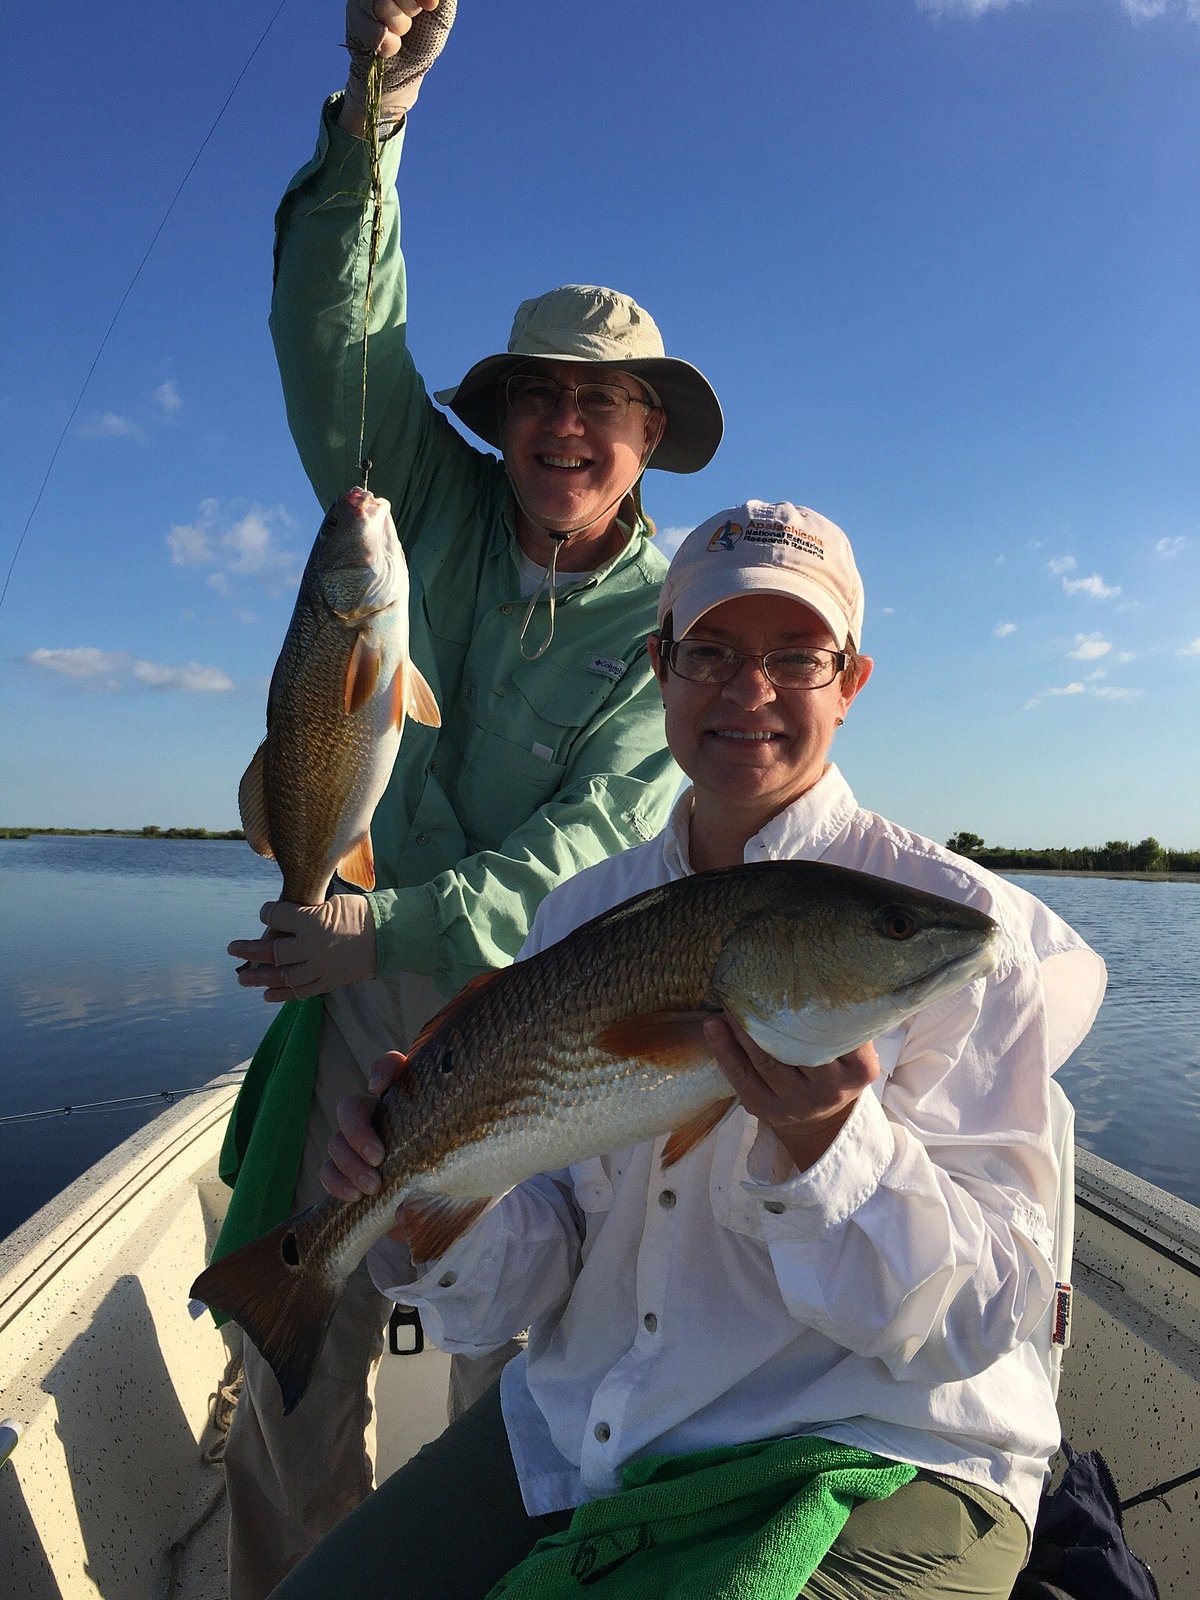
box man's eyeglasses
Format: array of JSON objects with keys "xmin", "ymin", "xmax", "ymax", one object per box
[
  {"xmin": 666, "ymin": 639, "xmax": 849, "ymax": 691},
  {"xmin": 503, "ymin": 373, "xmax": 658, "ymax": 425}
]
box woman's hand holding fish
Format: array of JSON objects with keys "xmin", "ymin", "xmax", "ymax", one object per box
[
  {"xmin": 322, "ymin": 1051, "xmax": 412, "ymax": 1244},
  {"xmin": 229, "ymin": 895, "xmax": 376, "ymax": 1002},
  {"xmin": 704, "ymin": 1015, "xmax": 880, "ymax": 1175}
]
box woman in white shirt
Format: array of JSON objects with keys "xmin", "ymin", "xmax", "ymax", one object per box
[{"xmin": 276, "ymin": 499, "xmax": 1105, "ymax": 1600}]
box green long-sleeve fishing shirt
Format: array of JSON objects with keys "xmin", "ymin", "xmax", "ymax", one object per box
[{"xmin": 270, "ymin": 100, "xmax": 682, "ymax": 995}]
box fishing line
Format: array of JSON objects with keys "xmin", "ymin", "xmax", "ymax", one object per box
[
  {"xmin": 0, "ymin": 1073, "xmax": 247, "ymax": 1128},
  {"xmin": 0, "ymin": 0, "xmax": 292, "ymax": 619},
  {"xmin": 356, "ymin": 53, "xmax": 387, "ymax": 489}
]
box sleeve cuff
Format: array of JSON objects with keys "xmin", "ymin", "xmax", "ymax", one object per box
[
  {"xmin": 368, "ymin": 884, "xmax": 441, "ymax": 977},
  {"xmin": 738, "ymin": 1090, "xmax": 896, "ymax": 1242}
]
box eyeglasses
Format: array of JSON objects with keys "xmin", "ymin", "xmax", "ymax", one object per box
[
  {"xmin": 666, "ymin": 639, "xmax": 849, "ymax": 690},
  {"xmin": 503, "ymin": 373, "xmax": 658, "ymax": 425}
]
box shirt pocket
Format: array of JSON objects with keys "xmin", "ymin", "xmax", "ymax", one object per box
[{"xmin": 454, "ymin": 658, "xmax": 617, "ymax": 847}]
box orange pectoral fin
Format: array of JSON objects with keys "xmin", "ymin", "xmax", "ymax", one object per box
[
  {"xmin": 661, "ymin": 1097, "xmax": 737, "ymax": 1168},
  {"xmin": 337, "ymin": 833, "xmax": 375, "ymax": 891},
  {"xmin": 596, "ymin": 1011, "xmax": 714, "ymax": 1068},
  {"xmin": 403, "ymin": 1196, "xmax": 493, "ymax": 1264},
  {"xmin": 402, "ymin": 661, "xmax": 441, "ymax": 729},
  {"xmin": 344, "ymin": 634, "xmax": 383, "ymax": 714}
]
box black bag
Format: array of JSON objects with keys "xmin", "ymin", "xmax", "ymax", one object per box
[{"xmin": 1012, "ymin": 1441, "xmax": 1159, "ymax": 1600}]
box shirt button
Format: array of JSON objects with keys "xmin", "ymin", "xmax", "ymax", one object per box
[
  {"xmin": 594, "ymin": 1422, "xmax": 611, "ymax": 1443},
  {"xmin": 437, "ymin": 1271, "xmax": 457, "ymax": 1288},
  {"xmin": 430, "ymin": 759, "xmax": 438, "ymax": 773},
  {"xmin": 763, "ymin": 1200, "xmax": 786, "ymax": 1215},
  {"xmin": 416, "ymin": 832, "xmax": 430, "ymax": 845},
  {"xmin": 643, "ymin": 1313, "xmax": 658, "ymax": 1333},
  {"xmin": 657, "ymin": 1190, "xmax": 677, "ymax": 1209},
  {"xmin": 501, "ymin": 603, "xmax": 513, "ymax": 615},
  {"xmin": 463, "ymin": 684, "xmax": 473, "ymax": 699}
]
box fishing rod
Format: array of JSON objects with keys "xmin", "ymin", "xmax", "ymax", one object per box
[
  {"xmin": 0, "ymin": 0, "xmax": 291, "ymax": 619},
  {"xmin": 0, "ymin": 1071, "xmax": 247, "ymax": 1128}
]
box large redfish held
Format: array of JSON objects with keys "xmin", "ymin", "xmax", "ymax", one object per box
[
  {"xmin": 192, "ymin": 861, "xmax": 999, "ymax": 1414},
  {"xmin": 238, "ymin": 488, "xmax": 439, "ymax": 903}
]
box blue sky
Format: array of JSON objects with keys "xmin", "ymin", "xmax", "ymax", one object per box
[{"xmin": 1, "ymin": 0, "xmax": 1197, "ymax": 849}]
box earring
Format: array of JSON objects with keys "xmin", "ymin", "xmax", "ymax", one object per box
[{"xmin": 835, "ymin": 717, "xmax": 845, "ymax": 726}]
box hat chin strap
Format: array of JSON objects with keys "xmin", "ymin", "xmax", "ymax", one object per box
[{"xmin": 509, "ymin": 434, "xmax": 658, "ymax": 661}]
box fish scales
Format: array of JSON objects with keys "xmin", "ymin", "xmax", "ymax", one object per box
[
  {"xmin": 238, "ymin": 488, "xmax": 440, "ymax": 907},
  {"xmin": 193, "ymin": 860, "xmax": 1000, "ymax": 1412}
]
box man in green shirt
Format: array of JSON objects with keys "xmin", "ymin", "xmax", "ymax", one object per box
[{"xmin": 218, "ymin": 3, "xmax": 722, "ymax": 1595}]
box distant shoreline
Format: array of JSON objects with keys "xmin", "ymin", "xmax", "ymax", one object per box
[
  {"xmin": 998, "ymin": 867, "xmax": 1200, "ymax": 884},
  {"xmin": 0, "ymin": 827, "xmax": 243, "ymax": 841}
]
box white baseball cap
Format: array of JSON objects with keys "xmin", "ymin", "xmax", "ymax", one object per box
[{"xmin": 658, "ymin": 499, "xmax": 865, "ymax": 649}]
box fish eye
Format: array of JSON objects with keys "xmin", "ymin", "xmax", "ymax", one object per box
[{"xmin": 877, "ymin": 906, "xmax": 918, "ymax": 940}]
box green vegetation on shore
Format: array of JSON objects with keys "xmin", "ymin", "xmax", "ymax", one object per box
[
  {"xmin": 945, "ymin": 833, "xmax": 1200, "ymax": 874},
  {"xmin": 0, "ymin": 825, "xmax": 244, "ymax": 841}
]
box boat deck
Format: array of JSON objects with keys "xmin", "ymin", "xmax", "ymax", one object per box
[{"xmin": 2, "ymin": 1082, "xmax": 1198, "ymax": 1598}]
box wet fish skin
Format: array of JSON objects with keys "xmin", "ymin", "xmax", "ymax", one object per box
[
  {"xmin": 237, "ymin": 487, "xmax": 440, "ymax": 905},
  {"xmin": 192, "ymin": 860, "xmax": 999, "ymax": 1413}
]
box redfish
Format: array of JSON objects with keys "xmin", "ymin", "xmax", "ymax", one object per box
[
  {"xmin": 238, "ymin": 488, "xmax": 439, "ymax": 904},
  {"xmin": 193, "ymin": 860, "xmax": 998, "ymax": 1413}
]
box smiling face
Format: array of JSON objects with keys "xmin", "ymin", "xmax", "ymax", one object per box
[
  {"xmin": 500, "ymin": 361, "xmax": 665, "ymax": 567},
  {"xmin": 648, "ymin": 593, "xmax": 873, "ymax": 871}
]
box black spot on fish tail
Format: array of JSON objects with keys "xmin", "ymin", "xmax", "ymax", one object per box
[
  {"xmin": 439, "ymin": 1049, "xmax": 454, "ymax": 1074},
  {"xmin": 190, "ymin": 1213, "xmax": 343, "ymax": 1416}
]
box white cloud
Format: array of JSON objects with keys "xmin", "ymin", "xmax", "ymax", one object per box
[
  {"xmin": 155, "ymin": 380, "xmax": 183, "ymax": 417},
  {"xmin": 656, "ymin": 525, "xmax": 692, "ymax": 561},
  {"xmin": 23, "ymin": 646, "xmax": 233, "ymax": 693},
  {"xmin": 920, "ymin": 0, "xmax": 1199, "ymax": 21},
  {"xmin": 1047, "ymin": 555, "xmax": 1077, "ymax": 576},
  {"xmin": 1155, "ymin": 536, "xmax": 1187, "ymax": 558},
  {"xmin": 1068, "ymin": 632, "xmax": 1111, "ymax": 661},
  {"xmin": 1092, "ymin": 685, "xmax": 1144, "ymax": 700},
  {"xmin": 1179, "ymin": 638, "xmax": 1200, "ymax": 657},
  {"xmin": 1115, "ymin": 650, "xmax": 1136, "ymax": 663},
  {"xmin": 78, "ymin": 411, "xmax": 147, "ymax": 443},
  {"xmin": 1062, "ymin": 572, "xmax": 1121, "ymax": 600},
  {"xmin": 131, "ymin": 659, "xmax": 234, "ymax": 692},
  {"xmin": 1046, "ymin": 682, "xmax": 1086, "ymax": 697},
  {"xmin": 167, "ymin": 499, "xmax": 301, "ymax": 595},
  {"xmin": 918, "ymin": 0, "xmax": 1028, "ymax": 15},
  {"xmin": 994, "ymin": 622, "xmax": 1017, "ymax": 638}
]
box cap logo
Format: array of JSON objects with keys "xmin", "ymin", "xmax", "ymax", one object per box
[
  {"xmin": 706, "ymin": 520, "xmax": 743, "ymax": 553},
  {"xmin": 743, "ymin": 512, "xmax": 826, "ymax": 562}
]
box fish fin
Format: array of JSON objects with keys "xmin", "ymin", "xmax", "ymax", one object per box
[
  {"xmin": 403, "ymin": 1196, "xmax": 493, "ymax": 1264},
  {"xmin": 596, "ymin": 1011, "xmax": 714, "ymax": 1067},
  {"xmin": 344, "ymin": 634, "xmax": 383, "ymax": 714},
  {"xmin": 408, "ymin": 969, "xmax": 505, "ymax": 1056},
  {"xmin": 237, "ymin": 742, "xmax": 275, "ymax": 860},
  {"xmin": 399, "ymin": 661, "xmax": 442, "ymax": 729},
  {"xmin": 189, "ymin": 1213, "xmax": 342, "ymax": 1416},
  {"xmin": 661, "ymin": 1097, "xmax": 737, "ymax": 1169},
  {"xmin": 337, "ymin": 832, "xmax": 376, "ymax": 891}
]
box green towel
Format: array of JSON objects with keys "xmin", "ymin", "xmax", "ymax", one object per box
[
  {"xmin": 206, "ymin": 997, "xmax": 324, "ymax": 1321},
  {"xmin": 485, "ymin": 1435, "xmax": 917, "ymax": 1600}
]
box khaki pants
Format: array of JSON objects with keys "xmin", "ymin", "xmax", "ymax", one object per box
[
  {"xmin": 270, "ymin": 1382, "xmax": 1030, "ymax": 1600},
  {"xmin": 223, "ymin": 972, "xmax": 522, "ymax": 1600}
]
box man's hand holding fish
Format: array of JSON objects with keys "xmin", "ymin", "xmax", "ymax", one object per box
[{"xmin": 230, "ymin": 895, "xmax": 377, "ymax": 1003}]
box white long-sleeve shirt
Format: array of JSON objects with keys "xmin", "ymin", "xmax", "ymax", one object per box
[{"xmin": 369, "ymin": 766, "xmax": 1106, "ymax": 1535}]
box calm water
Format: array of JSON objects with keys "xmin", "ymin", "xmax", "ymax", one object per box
[{"xmin": 1, "ymin": 839, "xmax": 1198, "ymax": 1241}]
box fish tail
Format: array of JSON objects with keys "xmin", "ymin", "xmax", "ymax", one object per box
[{"xmin": 191, "ymin": 1217, "xmax": 344, "ymax": 1416}]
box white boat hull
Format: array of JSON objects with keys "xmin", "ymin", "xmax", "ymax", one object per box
[{"xmin": 1, "ymin": 1080, "xmax": 1196, "ymax": 1597}]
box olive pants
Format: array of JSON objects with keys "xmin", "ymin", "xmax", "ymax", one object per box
[
  {"xmin": 268, "ymin": 1382, "xmax": 1029, "ymax": 1600},
  {"xmin": 223, "ymin": 973, "xmax": 522, "ymax": 1600}
]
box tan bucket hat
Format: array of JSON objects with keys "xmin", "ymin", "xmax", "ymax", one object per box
[{"xmin": 433, "ymin": 284, "xmax": 723, "ymax": 474}]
